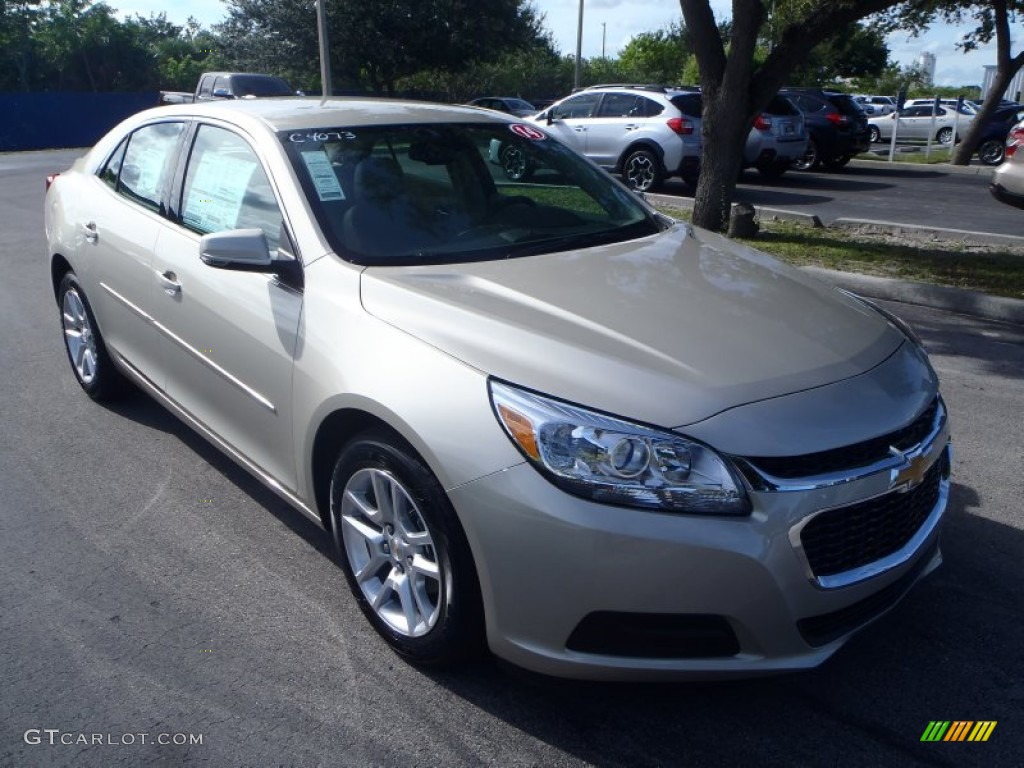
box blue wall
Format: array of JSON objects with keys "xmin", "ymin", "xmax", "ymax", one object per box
[{"xmin": 0, "ymin": 92, "xmax": 160, "ymax": 152}]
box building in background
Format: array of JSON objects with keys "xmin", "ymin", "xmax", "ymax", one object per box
[
  {"xmin": 981, "ymin": 66, "xmax": 1024, "ymax": 103},
  {"xmin": 917, "ymin": 52, "xmax": 936, "ymax": 86}
]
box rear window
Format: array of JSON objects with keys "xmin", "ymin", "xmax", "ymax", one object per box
[
  {"xmin": 670, "ymin": 93, "xmax": 702, "ymax": 118},
  {"xmin": 827, "ymin": 95, "xmax": 865, "ymax": 116},
  {"xmin": 765, "ymin": 96, "xmax": 799, "ymax": 116},
  {"xmin": 232, "ymin": 75, "xmax": 294, "ymax": 97}
]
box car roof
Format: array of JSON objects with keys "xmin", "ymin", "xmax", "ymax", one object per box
[{"xmin": 148, "ymin": 97, "xmax": 505, "ymax": 133}]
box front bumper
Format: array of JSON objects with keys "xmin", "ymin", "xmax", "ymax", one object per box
[{"xmin": 451, "ymin": 411, "xmax": 950, "ymax": 680}]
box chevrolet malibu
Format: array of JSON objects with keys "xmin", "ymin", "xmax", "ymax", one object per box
[{"xmin": 44, "ymin": 99, "xmax": 951, "ymax": 680}]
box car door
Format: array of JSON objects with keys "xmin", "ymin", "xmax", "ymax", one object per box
[
  {"xmin": 83, "ymin": 121, "xmax": 186, "ymax": 385},
  {"xmin": 543, "ymin": 93, "xmax": 601, "ymax": 153},
  {"xmin": 151, "ymin": 122, "xmax": 303, "ymax": 489},
  {"xmin": 585, "ymin": 93, "xmax": 651, "ymax": 167},
  {"xmin": 898, "ymin": 106, "xmax": 932, "ymax": 139}
]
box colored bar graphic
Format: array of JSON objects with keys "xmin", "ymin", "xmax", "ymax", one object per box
[
  {"xmin": 921, "ymin": 720, "xmax": 997, "ymax": 742},
  {"xmin": 921, "ymin": 721, "xmax": 950, "ymax": 741}
]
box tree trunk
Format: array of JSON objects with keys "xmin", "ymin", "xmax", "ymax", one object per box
[
  {"xmin": 951, "ymin": 0, "xmax": 1024, "ymax": 165},
  {"xmin": 691, "ymin": 93, "xmax": 752, "ymax": 232}
]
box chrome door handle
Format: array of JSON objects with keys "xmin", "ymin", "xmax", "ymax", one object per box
[
  {"xmin": 624, "ymin": 124, "xmax": 639, "ymax": 130},
  {"xmin": 156, "ymin": 270, "xmax": 181, "ymax": 296},
  {"xmin": 573, "ymin": 126, "xmax": 586, "ymax": 132},
  {"xmin": 82, "ymin": 222, "xmax": 98, "ymax": 243}
]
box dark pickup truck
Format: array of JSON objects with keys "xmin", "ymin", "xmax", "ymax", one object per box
[{"xmin": 160, "ymin": 72, "xmax": 299, "ymax": 104}]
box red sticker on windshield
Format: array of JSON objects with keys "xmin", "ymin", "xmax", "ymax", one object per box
[{"xmin": 509, "ymin": 123, "xmax": 546, "ymax": 140}]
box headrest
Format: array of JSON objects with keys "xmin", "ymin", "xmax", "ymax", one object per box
[{"xmin": 353, "ymin": 157, "xmax": 404, "ymax": 203}]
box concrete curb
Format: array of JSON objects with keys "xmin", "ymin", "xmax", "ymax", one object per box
[
  {"xmin": 800, "ymin": 266, "xmax": 1024, "ymax": 326},
  {"xmin": 831, "ymin": 218, "xmax": 1024, "ymax": 248}
]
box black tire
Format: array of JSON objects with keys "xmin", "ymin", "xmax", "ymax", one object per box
[
  {"xmin": 792, "ymin": 138, "xmax": 820, "ymax": 171},
  {"xmin": 936, "ymin": 127, "xmax": 954, "ymax": 145},
  {"xmin": 978, "ymin": 138, "xmax": 1005, "ymax": 166},
  {"xmin": 58, "ymin": 272, "xmax": 127, "ymax": 401},
  {"xmin": 621, "ymin": 148, "xmax": 664, "ymax": 192},
  {"xmin": 328, "ymin": 428, "xmax": 483, "ymax": 665},
  {"xmin": 499, "ymin": 144, "xmax": 532, "ymax": 182},
  {"xmin": 822, "ymin": 154, "xmax": 852, "ymax": 170},
  {"xmin": 869, "ymin": 125, "xmax": 881, "ymax": 144}
]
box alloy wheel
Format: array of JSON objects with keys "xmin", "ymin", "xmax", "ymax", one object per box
[{"xmin": 62, "ymin": 287, "xmax": 98, "ymax": 385}]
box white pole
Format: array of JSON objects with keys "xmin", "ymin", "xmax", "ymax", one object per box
[
  {"xmin": 574, "ymin": 0, "xmax": 584, "ymax": 89},
  {"xmin": 316, "ymin": 0, "xmax": 332, "ymax": 99},
  {"xmin": 888, "ymin": 113, "xmax": 899, "ymax": 162}
]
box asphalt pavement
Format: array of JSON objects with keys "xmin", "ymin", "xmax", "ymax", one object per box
[{"xmin": 2, "ymin": 150, "xmax": 1022, "ymax": 766}]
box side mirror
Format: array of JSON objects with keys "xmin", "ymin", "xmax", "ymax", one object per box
[{"xmin": 200, "ymin": 229, "xmax": 272, "ymax": 269}]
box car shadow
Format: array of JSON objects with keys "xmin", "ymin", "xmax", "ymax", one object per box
[{"xmin": 415, "ymin": 479, "xmax": 1019, "ymax": 767}]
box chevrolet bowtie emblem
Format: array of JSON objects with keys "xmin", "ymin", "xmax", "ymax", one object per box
[{"xmin": 890, "ymin": 448, "xmax": 931, "ymax": 491}]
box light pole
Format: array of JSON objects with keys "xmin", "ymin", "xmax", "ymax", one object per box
[
  {"xmin": 602, "ymin": 22, "xmax": 606, "ymax": 59},
  {"xmin": 574, "ymin": 0, "xmax": 584, "ymax": 89},
  {"xmin": 315, "ymin": 0, "xmax": 332, "ymax": 98}
]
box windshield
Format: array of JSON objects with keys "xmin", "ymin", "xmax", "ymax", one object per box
[{"xmin": 280, "ymin": 122, "xmax": 662, "ymax": 266}]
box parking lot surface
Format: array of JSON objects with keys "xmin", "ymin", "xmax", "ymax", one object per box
[{"xmin": 2, "ymin": 150, "xmax": 1021, "ymax": 766}]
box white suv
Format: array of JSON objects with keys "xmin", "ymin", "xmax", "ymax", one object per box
[{"xmin": 529, "ymin": 85, "xmax": 703, "ymax": 192}]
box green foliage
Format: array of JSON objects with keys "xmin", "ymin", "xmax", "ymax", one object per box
[
  {"xmin": 0, "ymin": 1, "xmax": 224, "ymax": 91},
  {"xmin": 618, "ymin": 20, "xmax": 691, "ymax": 83},
  {"xmin": 787, "ymin": 22, "xmax": 889, "ymax": 86}
]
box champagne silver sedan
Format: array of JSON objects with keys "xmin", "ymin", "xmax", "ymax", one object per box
[{"xmin": 44, "ymin": 99, "xmax": 951, "ymax": 680}]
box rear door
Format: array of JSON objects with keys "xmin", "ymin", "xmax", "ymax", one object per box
[
  {"xmin": 585, "ymin": 93, "xmax": 662, "ymax": 167},
  {"xmin": 151, "ymin": 122, "xmax": 304, "ymax": 489},
  {"xmin": 81, "ymin": 121, "xmax": 186, "ymax": 384}
]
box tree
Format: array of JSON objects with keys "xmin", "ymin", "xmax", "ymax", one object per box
[
  {"xmin": 789, "ymin": 22, "xmax": 890, "ymax": 85},
  {"xmin": 879, "ymin": 0, "xmax": 1024, "ymax": 165},
  {"xmin": 618, "ymin": 20, "xmax": 692, "ymax": 83},
  {"xmin": 679, "ymin": 0, "xmax": 907, "ymax": 233}
]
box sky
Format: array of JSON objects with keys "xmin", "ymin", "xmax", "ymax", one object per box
[{"xmin": 116, "ymin": 0, "xmax": 1002, "ymax": 89}]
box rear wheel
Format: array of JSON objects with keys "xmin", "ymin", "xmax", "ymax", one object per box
[
  {"xmin": 978, "ymin": 139, "xmax": 1005, "ymax": 166},
  {"xmin": 621, "ymin": 148, "xmax": 664, "ymax": 192},
  {"xmin": 792, "ymin": 138, "xmax": 820, "ymax": 171},
  {"xmin": 58, "ymin": 272, "xmax": 127, "ymax": 401},
  {"xmin": 329, "ymin": 429, "xmax": 483, "ymax": 665},
  {"xmin": 822, "ymin": 154, "xmax": 852, "ymax": 170}
]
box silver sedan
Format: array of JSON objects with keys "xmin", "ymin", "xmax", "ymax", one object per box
[
  {"xmin": 869, "ymin": 104, "xmax": 975, "ymax": 144},
  {"xmin": 45, "ymin": 99, "xmax": 951, "ymax": 680}
]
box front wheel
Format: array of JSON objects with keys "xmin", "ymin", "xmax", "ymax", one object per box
[
  {"xmin": 500, "ymin": 144, "xmax": 533, "ymax": 182},
  {"xmin": 329, "ymin": 429, "xmax": 483, "ymax": 665},
  {"xmin": 621, "ymin": 148, "xmax": 664, "ymax": 192},
  {"xmin": 869, "ymin": 125, "xmax": 881, "ymax": 144},
  {"xmin": 792, "ymin": 138, "xmax": 820, "ymax": 171},
  {"xmin": 978, "ymin": 138, "xmax": 1005, "ymax": 166},
  {"xmin": 58, "ymin": 272, "xmax": 127, "ymax": 401},
  {"xmin": 937, "ymin": 127, "xmax": 954, "ymax": 145}
]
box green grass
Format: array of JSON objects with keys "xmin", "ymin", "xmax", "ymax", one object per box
[
  {"xmin": 857, "ymin": 149, "xmax": 953, "ymax": 164},
  {"xmin": 655, "ymin": 209, "xmax": 1024, "ymax": 300}
]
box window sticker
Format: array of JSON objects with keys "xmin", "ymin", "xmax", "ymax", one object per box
[
  {"xmin": 183, "ymin": 153, "xmax": 258, "ymax": 233},
  {"xmin": 300, "ymin": 150, "xmax": 345, "ymax": 201},
  {"xmin": 509, "ymin": 123, "xmax": 546, "ymax": 141}
]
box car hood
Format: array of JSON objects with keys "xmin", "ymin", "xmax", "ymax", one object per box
[{"xmin": 360, "ymin": 224, "xmax": 904, "ymax": 428}]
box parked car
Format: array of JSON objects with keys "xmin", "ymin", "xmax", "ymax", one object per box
[
  {"xmin": 523, "ymin": 84, "xmax": 703, "ymax": 191},
  {"xmin": 741, "ymin": 94, "xmax": 808, "ymax": 178},
  {"xmin": 45, "ymin": 98, "xmax": 952, "ymax": 680},
  {"xmin": 973, "ymin": 106, "xmax": 1024, "ymax": 165},
  {"xmin": 854, "ymin": 95, "xmax": 896, "ymax": 116},
  {"xmin": 160, "ymin": 72, "xmax": 298, "ymax": 104},
  {"xmin": 991, "ymin": 132, "xmax": 1024, "ymax": 208},
  {"xmin": 868, "ymin": 104, "xmax": 975, "ymax": 145},
  {"xmin": 905, "ymin": 98, "xmax": 978, "ymax": 115},
  {"xmin": 1004, "ymin": 118, "xmax": 1024, "ymax": 158},
  {"xmin": 780, "ymin": 88, "xmax": 872, "ymax": 170},
  {"xmin": 466, "ymin": 96, "xmax": 537, "ymax": 117}
]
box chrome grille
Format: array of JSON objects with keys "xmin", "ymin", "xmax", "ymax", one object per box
[{"xmin": 800, "ymin": 456, "xmax": 945, "ymax": 579}]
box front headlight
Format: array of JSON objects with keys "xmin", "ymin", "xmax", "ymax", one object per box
[{"xmin": 489, "ymin": 380, "xmax": 750, "ymax": 515}]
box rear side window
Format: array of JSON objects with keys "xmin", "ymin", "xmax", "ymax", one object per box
[
  {"xmin": 596, "ymin": 93, "xmax": 651, "ymax": 118},
  {"xmin": 828, "ymin": 95, "xmax": 864, "ymax": 116},
  {"xmin": 791, "ymin": 95, "xmax": 827, "ymax": 114},
  {"xmin": 670, "ymin": 93, "xmax": 702, "ymax": 117},
  {"xmin": 180, "ymin": 124, "xmax": 284, "ymax": 252},
  {"xmin": 116, "ymin": 122, "xmax": 185, "ymax": 212}
]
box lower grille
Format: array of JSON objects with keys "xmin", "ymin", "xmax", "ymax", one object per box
[
  {"xmin": 566, "ymin": 612, "xmax": 739, "ymax": 659},
  {"xmin": 801, "ymin": 454, "xmax": 945, "ymax": 579}
]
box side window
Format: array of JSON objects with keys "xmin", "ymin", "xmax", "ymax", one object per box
[
  {"xmin": 639, "ymin": 96, "xmax": 664, "ymax": 117},
  {"xmin": 213, "ymin": 76, "xmax": 229, "ymax": 96},
  {"xmin": 180, "ymin": 124, "xmax": 284, "ymax": 252},
  {"xmin": 197, "ymin": 76, "xmax": 213, "ymax": 98},
  {"xmin": 99, "ymin": 137, "xmax": 129, "ymax": 189},
  {"xmin": 117, "ymin": 122, "xmax": 185, "ymax": 212},
  {"xmin": 552, "ymin": 93, "xmax": 600, "ymax": 119},
  {"xmin": 596, "ymin": 93, "xmax": 640, "ymax": 118}
]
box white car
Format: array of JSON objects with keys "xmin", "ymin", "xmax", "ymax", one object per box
[
  {"xmin": 868, "ymin": 104, "xmax": 975, "ymax": 144},
  {"xmin": 854, "ymin": 95, "xmax": 896, "ymax": 116}
]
